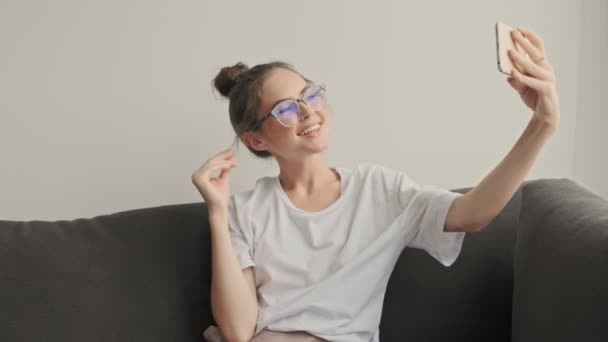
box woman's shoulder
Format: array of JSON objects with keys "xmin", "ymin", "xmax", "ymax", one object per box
[{"xmin": 229, "ymin": 175, "xmax": 276, "ymax": 207}]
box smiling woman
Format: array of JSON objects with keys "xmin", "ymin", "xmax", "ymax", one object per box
[
  {"xmin": 192, "ymin": 35, "xmax": 560, "ymax": 340},
  {"xmin": 191, "ymin": 60, "xmax": 475, "ymax": 342}
]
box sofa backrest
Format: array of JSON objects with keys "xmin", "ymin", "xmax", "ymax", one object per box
[
  {"xmin": 379, "ymin": 185, "xmax": 520, "ymax": 342},
  {"xmin": 0, "ymin": 185, "xmax": 525, "ymax": 342}
]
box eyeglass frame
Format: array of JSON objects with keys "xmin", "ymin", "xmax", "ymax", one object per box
[{"xmin": 247, "ymin": 84, "xmax": 327, "ymax": 131}]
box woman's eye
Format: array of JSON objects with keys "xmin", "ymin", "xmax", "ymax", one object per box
[
  {"xmin": 276, "ymin": 102, "xmax": 297, "ymax": 115},
  {"xmin": 305, "ymin": 90, "xmax": 321, "ymax": 101}
]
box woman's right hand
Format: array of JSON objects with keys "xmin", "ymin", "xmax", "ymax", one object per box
[{"xmin": 191, "ymin": 146, "xmax": 237, "ymax": 211}]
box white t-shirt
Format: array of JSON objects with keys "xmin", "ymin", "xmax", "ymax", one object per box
[{"xmin": 227, "ymin": 163, "xmax": 465, "ymax": 342}]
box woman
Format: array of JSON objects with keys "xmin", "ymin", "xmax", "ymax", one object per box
[{"xmin": 193, "ymin": 27, "xmax": 559, "ymax": 342}]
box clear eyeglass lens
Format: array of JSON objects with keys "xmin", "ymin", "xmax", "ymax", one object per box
[
  {"xmin": 303, "ymin": 86, "xmax": 327, "ymax": 111},
  {"xmin": 273, "ymin": 100, "xmax": 300, "ymax": 127}
]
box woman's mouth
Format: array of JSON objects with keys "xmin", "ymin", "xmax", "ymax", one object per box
[{"xmin": 297, "ymin": 123, "xmax": 321, "ymax": 137}]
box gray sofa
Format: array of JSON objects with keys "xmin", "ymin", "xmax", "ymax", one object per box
[{"xmin": 1, "ymin": 178, "xmax": 607, "ymax": 342}]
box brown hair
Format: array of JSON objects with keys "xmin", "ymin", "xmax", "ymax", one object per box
[{"xmin": 212, "ymin": 61, "xmax": 312, "ymax": 158}]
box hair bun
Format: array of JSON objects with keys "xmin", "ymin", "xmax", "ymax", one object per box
[{"xmin": 213, "ymin": 62, "xmax": 249, "ymax": 98}]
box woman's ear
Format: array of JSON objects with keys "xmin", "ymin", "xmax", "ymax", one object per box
[{"xmin": 240, "ymin": 131, "xmax": 268, "ymax": 152}]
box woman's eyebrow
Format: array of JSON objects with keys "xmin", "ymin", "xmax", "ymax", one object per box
[{"xmin": 268, "ymin": 85, "xmax": 311, "ymax": 110}]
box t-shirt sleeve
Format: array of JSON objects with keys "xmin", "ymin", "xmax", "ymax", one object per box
[
  {"xmin": 388, "ymin": 166, "xmax": 466, "ymax": 267},
  {"xmin": 227, "ymin": 196, "xmax": 256, "ymax": 270}
]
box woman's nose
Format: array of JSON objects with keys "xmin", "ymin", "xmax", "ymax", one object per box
[{"xmin": 298, "ymin": 100, "xmax": 314, "ymax": 120}]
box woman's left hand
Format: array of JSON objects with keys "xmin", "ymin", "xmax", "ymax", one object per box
[{"xmin": 507, "ymin": 28, "xmax": 560, "ymax": 128}]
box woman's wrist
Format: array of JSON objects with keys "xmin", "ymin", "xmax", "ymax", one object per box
[{"xmin": 208, "ymin": 204, "xmax": 228, "ymax": 221}]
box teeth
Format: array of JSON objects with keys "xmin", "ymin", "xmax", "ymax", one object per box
[{"xmin": 299, "ymin": 123, "xmax": 320, "ymax": 136}]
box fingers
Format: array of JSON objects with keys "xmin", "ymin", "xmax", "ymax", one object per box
[
  {"xmin": 511, "ymin": 68, "xmax": 550, "ymax": 93},
  {"xmin": 507, "ymin": 76, "xmax": 526, "ymax": 93},
  {"xmin": 207, "ymin": 159, "xmax": 237, "ymax": 174},
  {"xmin": 193, "ymin": 156, "xmax": 237, "ymax": 180},
  {"xmin": 511, "ymin": 29, "xmax": 545, "ymax": 65},
  {"xmin": 216, "ymin": 164, "xmax": 235, "ymax": 181},
  {"xmin": 517, "ymin": 28, "xmax": 546, "ymax": 55},
  {"xmin": 201, "ymin": 160, "xmax": 236, "ymax": 180},
  {"xmin": 193, "ymin": 145, "xmax": 238, "ymax": 178},
  {"xmin": 218, "ymin": 165, "xmax": 234, "ymax": 179},
  {"xmin": 210, "ymin": 145, "xmax": 237, "ymax": 161},
  {"xmin": 508, "ymin": 49, "xmax": 553, "ymax": 81}
]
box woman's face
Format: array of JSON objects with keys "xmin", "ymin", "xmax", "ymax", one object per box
[{"xmin": 242, "ymin": 68, "xmax": 330, "ymax": 161}]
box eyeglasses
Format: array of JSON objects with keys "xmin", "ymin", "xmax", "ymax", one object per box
[{"xmin": 248, "ymin": 84, "xmax": 327, "ymax": 130}]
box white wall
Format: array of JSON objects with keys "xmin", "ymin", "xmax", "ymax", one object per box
[
  {"xmin": 573, "ymin": 0, "xmax": 608, "ymax": 200},
  {"xmin": 0, "ymin": 0, "xmax": 595, "ymax": 220}
]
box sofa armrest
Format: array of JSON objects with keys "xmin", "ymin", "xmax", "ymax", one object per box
[{"xmin": 512, "ymin": 178, "xmax": 608, "ymax": 341}]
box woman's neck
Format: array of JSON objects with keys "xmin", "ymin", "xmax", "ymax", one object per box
[{"xmin": 276, "ymin": 154, "xmax": 337, "ymax": 195}]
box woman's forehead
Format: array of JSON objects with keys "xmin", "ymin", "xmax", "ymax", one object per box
[{"xmin": 261, "ymin": 69, "xmax": 308, "ymax": 104}]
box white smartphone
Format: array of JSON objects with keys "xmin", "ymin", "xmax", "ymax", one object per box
[{"xmin": 495, "ymin": 22, "xmax": 530, "ymax": 75}]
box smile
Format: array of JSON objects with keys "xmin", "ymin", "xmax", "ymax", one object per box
[{"xmin": 297, "ymin": 123, "xmax": 321, "ymax": 136}]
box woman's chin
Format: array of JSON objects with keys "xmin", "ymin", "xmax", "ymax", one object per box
[
  {"xmin": 295, "ymin": 139, "xmax": 329, "ymax": 156},
  {"xmin": 307, "ymin": 140, "xmax": 329, "ymax": 154},
  {"xmin": 305, "ymin": 133, "xmax": 329, "ymax": 152}
]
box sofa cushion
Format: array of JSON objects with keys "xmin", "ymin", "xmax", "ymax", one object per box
[{"xmin": 0, "ymin": 203, "xmax": 215, "ymax": 342}]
